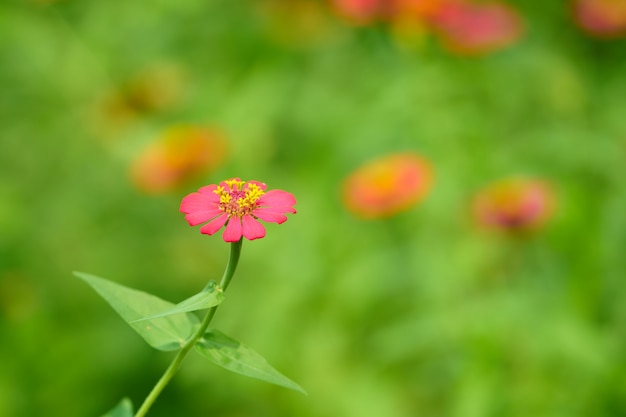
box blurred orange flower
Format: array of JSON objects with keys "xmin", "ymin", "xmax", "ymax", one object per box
[
  {"xmin": 572, "ymin": 0, "xmax": 626, "ymax": 38},
  {"xmin": 393, "ymin": 0, "xmax": 444, "ymax": 20},
  {"xmin": 473, "ymin": 178, "xmax": 555, "ymax": 232},
  {"xmin": 331, "ymin": 0, "xmax": 442, "ymax": 24},
  {"xmin": 331, "ymin": 0, "xmax": 387, "ymax": 24},
  {"xmin": 342, "ymin": 153, "xmax": 433, "ymax": 219},
  {"xmin": 430, "ymin": 0, "xmax": 524, "ymax": 55},
  {"xmin": 258, "ymin": 0, "xmax": 336, "ymax": 46},
  {"xmin": 388, "ymin": 0, "xmax": 443, "ymax": 45},
  {"xmin": 131, "ymin": 126, "xmax": 227, "ymax": 194},
  {"xmin": 94, "ymin": 63, "xmax": 186, "ymax": 130}
]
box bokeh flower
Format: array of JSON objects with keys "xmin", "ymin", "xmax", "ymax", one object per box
[
  {"xmin": 180, "ymin": 178, "xmax": 297, "ymax": 242},
  {"xmin": 572, "ymin": 0, "xmax": 626, "ymax": 38},
  {"xmin": 258, "ymin": 0, "xmax": 336, "ymax": 47},
  {"xmin": 327, "ymin": 0, "xmax": 524, "ymax": 56},
  {"xmin": 388, "ymin": 0, "xmax": 444, "ymax": 46},
  {"xmin": 94, "ymin": 63, "xmax": 186, "ymax": 129},
  {"xmin": 393, "ymin": 0, "xmax": 444, "ymax": 20},
  {"xmin": 331, "ymin": 0, "xmax": 386, "ymax": 25},
  {"xmin": 131, "ymin": 126, "xmax": 227, "ymax": 194},
  {"xmin": 331, "ymin": 0, "xmax": 441, "ymax": 25},
  {"xmin": 429, "ymin": 0, "xmax": 524, "ymax": 55},
  {"xmin": 342, "ymin": 153, "xmax": 433, "ymax": 219},
  {"xmin": 473, "ymin": 178, "xmax": 555, "ymax": 232}
]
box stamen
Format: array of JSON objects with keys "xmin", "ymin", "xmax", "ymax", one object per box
[
  {"xmin": 216, "ymin": 180, "xmax": 265, "ymax": 218},
  {"xmin": 225, "ymin": 179, "xmax": 244, "ymax": 191}
]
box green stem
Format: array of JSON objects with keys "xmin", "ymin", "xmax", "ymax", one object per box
[{"xmin": 134, "ymin": 239, "xmax": 243, "ymax": 417}]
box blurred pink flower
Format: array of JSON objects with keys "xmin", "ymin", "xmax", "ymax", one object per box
[
  {"xmin": 331, "ymin": 0, "xmax": 386, "ymax": 24},
  {"xmin": 131, "ymin": 126, "xmax": 227, "ymax": 194},
  {"xmin": 430, "ymin": 0, "xmax": 524, "ymax": 55},
  {"xmin": 342, "ymin": 153, "xmax": 433, "ymax": 219},
  {"xmin": 572, "ymin": 0, "xmax": 626, "ymax": 38},
  {"xmin": 473, "ymin": 178, "xmax": 555, "ymax": 232},
  {"xmin": 180, "ymin": 178, "xmax": 297, "ymax": 242}
]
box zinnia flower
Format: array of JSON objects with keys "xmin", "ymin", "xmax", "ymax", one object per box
[
  {"xmin": 473, "ymin": 178, "xmax": 555, "ymax": 232},
  {"xmin": 393, "ymin": 0, "xmax": 444, "ymax": 21},
  {"xmin": 430, "ymin": 1, "xmax": 524, "ymax": 55},
  {"xmin": 342, "ymin": 153, "xmax": 433, "ymax": 219},
  {"xmin": 331, "ymin": 0, "xmax": 386, "ymax": 25},
  {"xmin": 572, "ymin": 0, "xmax": 626, "ymax": 38},
  {"xmin": 131, "ymin": 126, "xmax": 227, "ymax": 194},
  {"xmin": 180, "ymin": 178, "xmax": 297, "ymax": 242}
]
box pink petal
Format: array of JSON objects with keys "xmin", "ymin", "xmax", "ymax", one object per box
[
  {"xmin": 180, "ymin": 192, "xmax": 219, "ymax": 214},
  {"xmin": 252, "ymin": 208, "xmax": 288, "ymax": 224},
  {"xmin": 199, "ymin": 214, "xmax": 228, "ymax": 235},
  {"xmin": 197, "ymin": 184, "xmax": 219, "ymax": 196},
  {"xmin": 258, "ymin": 190, "xmax": 297, "ymax": 213},
  {"xmin": 185, "ymin": 209, "xmax": 222, "ymax": 226},
  {"xmin": 242, "ymin": 215, "xmax": 266, "ymax": 240},
  {"xmin": 223, "ymin": 217, "xmax": 243, "ymax": 242}
]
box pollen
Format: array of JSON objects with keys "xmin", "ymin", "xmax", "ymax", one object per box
[
  {"xmin": 214, "ymin": 180, "xmax": 265, "ymax": 218},
  {"xmin": 224, "ymin": 179, "xmax": 244, "ymax": 190}
]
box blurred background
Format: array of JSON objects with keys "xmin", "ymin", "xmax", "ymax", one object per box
[{"xmin": 1, "ymin": 0, "xmax": 626, "ymax": 416}]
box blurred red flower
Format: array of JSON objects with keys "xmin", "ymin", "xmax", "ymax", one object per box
[
  {"xmin": 430, "ymin": 0, "xmax": 524, "ymax": 55},
  {"xmin": 131, "ymin": 126, "xmax": 227, "ymax": 194},
  {"xmin": 572, "ymin": 0, "xmax": 626, "ymax": 38},
  {"xmin": 180, "ymin": 178, "xmax": 297, "ymax": 242},
  {"xmin": 342, "ymin": 153, "xmax": 433, "ymax": 219},
  {"xmin": 473, "ymin": 178, "xmax": 555, "ymax": 232}
]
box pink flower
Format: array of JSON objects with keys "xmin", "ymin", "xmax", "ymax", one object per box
[
  {"xmin": 180, "ymin": 178, "xmax": 297, "ymax": 242},
  {"xmin": 473, "ymin": 178, "xmax": 555, "ymax": 232},
  {"xmin": 430, "ymin": 1, "xmax": 524, "ymax": 55}
]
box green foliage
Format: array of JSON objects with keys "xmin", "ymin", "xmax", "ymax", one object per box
[
  {"xmin": 77, "ymin": 271, "xmax": 304, "ymax": 400},
  {"xmin": 101, "ymin": 398, "xmax": 133, "ymax": 417},
  {"xmin": 131, "ymin": 282, "xmax": 224, "ymax": 322},
  {"xmin": 75, "ymin": 272, "xmax": 198, "ymax": 351},
  {"xmin": 196, "ymin": 329, "xmax": 307, "ymax": 395}
]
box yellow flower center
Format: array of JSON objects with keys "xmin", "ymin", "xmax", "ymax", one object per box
[{"xmin": 214, "ymin": 180, "xmax": 264, "ymax": 218}]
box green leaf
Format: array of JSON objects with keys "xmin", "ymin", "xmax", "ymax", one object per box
[
  {"xmin": 132, "ymin": 283, "xmax": 224, "ymax": 322},
  {"xmin": 100, "ymin": 398, "xmax": 133, "ymax": 417},
  {"xmin": 195, "ymin": 329, "xmax": 307, "ymax": 395},
  {"xmin": 75, "ymin": 271, "xmax": 199, "ymax": 351}
]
